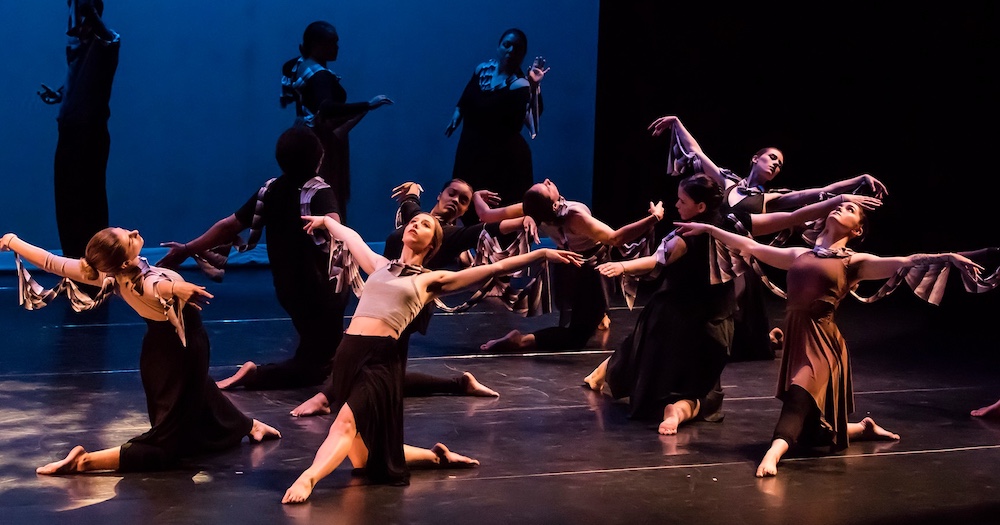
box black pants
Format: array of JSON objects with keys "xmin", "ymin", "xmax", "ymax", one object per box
[
  {"xmin": 533, "ymin": 264, "xmax": 606, "ymax": 351},
  {"xmin": 54, "ymin": 121, "xmax": 110, "ymax": 258}
]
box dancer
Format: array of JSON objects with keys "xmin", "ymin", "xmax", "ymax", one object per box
[
  {"xmin": 0, "ymin": 229, "xmax": 280, "ymax": 474},
  {"xmin": 674, "ymin": 201, "xmax": 983, "ymax": 477},
  {"xmin": 649, "ymin": 114, "xmax": 889, "ymax": 362},
  {"xmin": 280, "ymin": 20, "xmax": 393, "ymax": 220},
  {"xmin": 477, "ymin": 179, "xmax": 663, "ymax": 353},
  {"xmin": 158, "ymin": 126, "xmax": 348, "ymax": 391},
  {"xmin": 446, "ymin": 28, "xmax": 548, "ymax": 225},
  {"xmin": 281, "ymin": 213, "xmax": 581, "ymax": 503},
  {"xmin": 585, "ymin": 175, "xmax": 881, "ymax": 435},
  {"xmin": 971, "ymin": 400, "xmax": 1000, "ymax": 418},
  {"xmin": 38, "ymin": 1, "xmax": 120, "ymax": 259}
]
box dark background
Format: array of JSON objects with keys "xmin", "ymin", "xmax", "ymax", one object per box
[{"xmin": 592, "ymin": 2, "xmax": 997, "ymax": 352}]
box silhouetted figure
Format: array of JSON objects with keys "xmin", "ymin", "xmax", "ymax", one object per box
[
  {"xmin": 280, "ymin": 20, "xmax": 392, "ymax": 222},
  {"xmin": 39, "ymin": 1, "xmax": 119, "ymax": 259}
]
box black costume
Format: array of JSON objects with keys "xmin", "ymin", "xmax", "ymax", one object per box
[
  {"xmin": 282, "ymin": 57, "xmax": 371, "ymax": 221},
  {"xmin": 720, "ymin": 179, "xmax": 776, "ymax": 361},
  {"xmin": 230, "ymin": 175, "xmax": 349, "ymax": 389},
  {"xmin": 452, "ymin": 61, "xmax": 540, "ymax": 224},
  {"xmin": 53, "ymin": 2, "xmax": 119, "ymax": 258},
  {"xmin": 606, "ymin": 225, "xmax": 735, "ymax": 422}
]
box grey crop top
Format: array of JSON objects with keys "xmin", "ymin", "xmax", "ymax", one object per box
[{"xmin": 352, "ymin": 262, "xmax": 427, "ymax": 337}]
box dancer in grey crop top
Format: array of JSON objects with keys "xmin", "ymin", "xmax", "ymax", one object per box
[
  {"xmin": 351, "ymin": 262, "xmax": 427, "ymax": 337},
  {"xmin": 281, "ymin": 213, "xmax": 581, "ymax": 503}
]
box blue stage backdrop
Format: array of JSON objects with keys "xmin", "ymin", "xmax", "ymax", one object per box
[{"xmin": 0, "ymin": 1, "xmax": 598, "ymax": 266}]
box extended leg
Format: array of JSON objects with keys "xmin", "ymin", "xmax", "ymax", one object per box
[{"xmin": 282, "ymin": 403, "xmax": 359, "ymax": 504}]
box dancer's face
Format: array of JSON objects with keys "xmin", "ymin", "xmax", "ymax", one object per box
[
  {"xmin": 530, "ymin": 178, "xmax": 560, "ymax": 203},
  {"xmin": 828, "ymin": 201, "xmax": 865, "ymax": 237},
  {"xmin": 434, "ymin": 181, "xmax": 473, "ymax": 223},
  {"xmin": 403, "ymin": 213, "xmax": 438, "ymax": 254},
  {"xmin": 496, "ymin": 33, "xmax": 523, "ymax": 70},
  {"xmin": 750, "ymin": 148, "xmax": 784, "ymax": 182},
  {"xmin": 675, "ymin": 186, "xmax": 706, "ymax": 221},
  {"xmin": 111, "ymin": 228, "xmax": 144, "ymax": 261}
]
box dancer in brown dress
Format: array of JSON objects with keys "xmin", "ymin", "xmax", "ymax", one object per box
[
  {"xmin": 0, "ymin": 229, "xmax": 280, "ymax": 474},
  {"xmin": 676, "ymin": 199, "xmax": 983, "ymax": 477}
]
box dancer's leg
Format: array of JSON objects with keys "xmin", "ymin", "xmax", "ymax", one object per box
[
  {"xmin": 658, "ymin": 399, "xmax": 699, "ymax": 435},
  {"xmin": 971, "ymin": 398, "xmax": 1000, "ymax": 418},
  {"xmin": 404, "ymin": 443, "xmax": 479, "ymax": 467},
  {"xmin": 282, "ymin": 404, "xmax": 359, "ymax": 504},
  {"xmin": 37, "ymin": 445, "xmax": 121, "ymax": 475},
  {"xmin": 583, "ymin": 357, "xmax": 610, "ymax": 392}
]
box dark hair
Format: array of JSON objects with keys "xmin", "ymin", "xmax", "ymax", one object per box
[
  {"xmin": 850, "ymin": 207, "xmax": 869, "ymax": 246},
  {"xmin": 275, "ymin": 126, "xmax": 323, "ymax": 177},
  {"xmin": 300, "ymin": 21, "xmax": 337, "ymax": 58},
  {"xmin": 499, "ymin": 28, "xmax": 529, "ymax": 72},
  {"xmin": 522, "ymin": 186, "xmax": 557, "ymax": 223},
  {"xmin": 679, "ymin": 174, "xmax": 723, "ymax": 214},
  {"xmin": 441, "ymin": 178, "xmax": 472, "ymax": 193},
  {"xmin": 83, "ymin": 227, "xmax": 130, "ymax": 277}
]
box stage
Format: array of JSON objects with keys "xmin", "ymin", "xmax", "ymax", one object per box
[{"xmin": 1, "ymin": 266, "xmax": 999, "ymax": 524}]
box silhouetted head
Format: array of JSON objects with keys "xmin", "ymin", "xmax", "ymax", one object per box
[
  {"xmin": 300, "ymin": 21, "xmax": 339, "ymax": 62},
  {"xmin": 275, "ymin": 126, "xmax": 324, "ymax": 179},
  {"xmin": 496, "ymin": 28, "xmax": 528, "ymax": 73}
]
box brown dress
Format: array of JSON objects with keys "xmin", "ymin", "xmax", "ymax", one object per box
[{"xmin": 775, "ymin": 250, "xmax": 860, "ymax": 450}]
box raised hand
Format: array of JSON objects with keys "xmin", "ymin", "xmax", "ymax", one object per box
[
  {"xmin": 474, "ymin": 189, "xmax": 501, "ymax": 207},
  {"xmin": 649, "ymin": 201, "xmax": 665, "ymax": 221},
  {"xmin": 171, "ymin": 281, "xmax": 214, "ymax": 310},
  {"xmin": 647, "ymin": 115, "xmax": 679, "ymax": 137},
  {"xmin": 596, "ymin": 261, "xmax": 625, "ymax": 277},
  {"xmin": 391, "ymin": 182, "xmax": 423, "ymax": 202},
  {"xmin": 843, "ymin": 194, "xmax": 883, "ymax": 211},
  {"xmin": 301, "ymin": 215, "xmax": 329, "ymax": 235},
  {"xmin": 543, "ymin": 248, "xmax": 584, "ymax": 267},
  {"xmin": 368, "ymin": 95, "xmax": 394, "ymax": 109},
  {"xmin": 37, "ymin": 84, "xmax": 63, "ymax": 104},
  {"xmin": 156, "ymin": 241, "xmax": 191, "ymax": 269}
]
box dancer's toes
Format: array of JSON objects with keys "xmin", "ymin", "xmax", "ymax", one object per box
[
  {"xmin": 216, "ymin": 361, "xmax": 257, "ymax": 390},
  {"xmin": 658, "ymin": 404, "xmax": 680, "ymax": 435},
  {"xmin": 462, "ymin": 372, "xmax": 499, "ymax": 397},
  {"xmin": 582, "ymin": 373, "xmax": 604, "ymax": 392},
  {"xmin": 432, "ymin": 443, "xmax": 480, "ymax": 467},
  {"xmin": 290, "ymin": 393, "xmax": 331, "ymax": 417},
  {"xmin": 971, "ymin": 401, "xmax": 1000, "ymax": 418},
  {"xmin": 282, "ymin": 475, "xmax": 315, "ymax": 504},
  {"xmin": 755, "ymin": 457, "xmax": 778, "ymax": 478},
  {"xmin": 859, "ymin": 417, "xmax": 900, "ymax": 441},
  {"xmin": 249, "ymin": 419, "xmax": 282, "ymax": 442},
  {"xmin": 480, "ymin": 330, "xmax": 523, "ymax": 352},
  {"xmin": 597, "ymin": 314, "xmax": 611, "ymax": 331},
  {"xmin": 36, "ymin": 445, "xmax": 86, "ymax": 475}
]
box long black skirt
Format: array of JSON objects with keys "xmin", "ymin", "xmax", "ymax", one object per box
[
  {"xmin": 325, "ymin": 334, "xmax": 409, "ymax": 486},
  {"xmin": 119, "ymin": 307, "xmax": 252, "ymax": 471},
  {"xmin": 606, "ymin": 288, "xmax": 732, "ymax": 421}
]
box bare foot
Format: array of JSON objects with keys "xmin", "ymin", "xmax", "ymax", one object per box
[
  {"xmin": 480, "ymin": 330, "xmax": 524, "ymax": 352},
  {"xmin": 755, "ymin": 439, "xmax": 789, "ymax": 478},
  {"xmin": 658, "ymin": 404, "xmax": 681, "ymax": 435},
  {"xmin": 582, "ymin": 373, "xmax": 604, "ymax": 392},
  {"xmin": 37, "ymin": 445, "xmax": 86, "ymax": 475},
  {"xmin": 432, "ymin": 443, "xmax": 480, "ymax": 467},
  {"xmin": 858, "ymin": 417, "xmax": 900, "ymax": 441},
  {"xmin": 249, "ymin": 419, "xmax": 282, "ymax": 442},
  {"xmin": 282, "ymin": 473, "xmax": 316, "ymax": 504},
  {"xmin": 597, "ymin": 314, "xmax": 611, "ymax": 331},
  {"xmin": 216, "ymin": 361, "xmax": 257, "ymax": 390},
  {"xmin": 971, "ymin": 399, "xmax": 1000, "ymax": 418},
  {"xmin": 769, "ymin": 328, "xmax": 784, "ymax": 355},
  {"xmin": 461, "ymin": 372, "xmax": 499, "ymax": 397},
  {"xmin": 756, "ymin": 450, "xmax": 781, "ymax": 478},
  {"xmin": 290, "ymin": 392, "xmax": 331, "ymax": 417}
]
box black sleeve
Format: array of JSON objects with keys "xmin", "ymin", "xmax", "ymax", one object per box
[
  {"xmin": 310, "ymin": 71, "xmax": 370, "ymax": 118},
  {"xmin": 234, "ymin": 190, "xmax": 262, "ymax": 225},
  {"xmin": 397, "ymin": 194, "xmax": 423, "ymax": 225},
  {"xmin": 310, "ymin": 186, "xmax": 341, "ymax": 217}
]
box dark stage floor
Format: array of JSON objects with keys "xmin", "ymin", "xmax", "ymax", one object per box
[{"xmin": 2, "ymin": 266, "xmax": 1000, "ymax": 524}]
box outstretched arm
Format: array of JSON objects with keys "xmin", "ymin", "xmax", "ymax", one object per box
[
  {"xmin": 853, "ymin": 251, "xmax": 984, "ymax": 281},
  {"xmin": 302, "ymin": 215, "xmax": 388, "ymax": 275},
  {"xmin": 473, "ymin": 191, "xmax": 524, "ymax": 223},
  {"xmin": 674, "ymin": 222, "xmax": 807, "ymax": 271},
  {"xmin": 572, "ymin": 201, "xmax": 663, "ymax": 247},
  {"xmin": 0, "ymin": 233, "xmax": 102, "ymax": 285},
  {"xmin": 766, "ymin": 174, "xmax": 888, "ymax": 211},
  {"xmin": 748, "ymin": 195, "xmax": 882, "ymax": 236},
  {"xmin": 156, "ymin": 214, "xmax": 246, "ymax": 269},
  {"xmin": 423, "ymin": 248, "xmax": 582, "ymax": 297}
]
